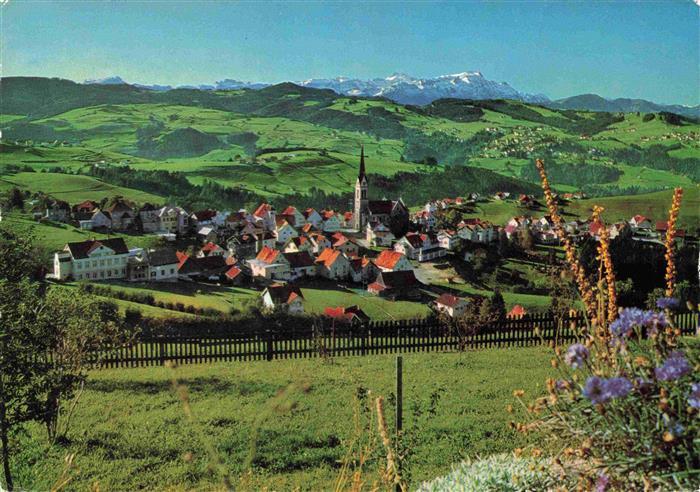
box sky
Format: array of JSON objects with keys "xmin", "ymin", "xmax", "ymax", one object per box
[{"xmin": 1, "ymin": 1, "xmax": 699, "ymax": 105}]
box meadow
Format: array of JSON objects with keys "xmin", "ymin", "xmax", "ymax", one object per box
[{"xmin": 13, "ymin": 346, "xmax": 554, "ymax": 491}]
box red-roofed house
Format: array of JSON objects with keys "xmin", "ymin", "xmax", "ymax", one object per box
[
  {"xmin": 279, "ymin": 206, "xmax": 305, "ymax": 227},
  {"xmin": 324, "ymin": 305, "xmax": 370, "ymax": 325},
  {"xmin": 248, "ymin": 246, "xmax": 291, "ymax": 281},
  {"xmin": 320, "ymin": 209, "xmax": 341, "ymax": 232},
  {"xmin": 374, "ymin": 250, "xmax": 413, "ymax": 272},
  {"xmin": 275, "ymin": 218, "xmax": 298, "ymax": 244},
  {"xmin": 197, "ymin": 242, "xmax": 226, "ymax": 258},
  {"xmin": 224, "ymin": 265, "xmax": 244, "ymax": 285},
  {"xmin": 315, "ymin": 248, "xmax": 351, "ymax": 280},
  {"xmin": 331, "ymin": 232, "xmax": 360, "ymax": 257},
  {"xmin": 433, "ymin": 293, "xmax": 469, "ymax": 318},
  {"xmin": 303, "ymin": 208, "xmax": 323, "ymax": 229},
  {"xmin": 253, "ymin": 203, "xmax": 276, "ymax": 230},
  {"xmin": 507, "ymin": 305, "xmax": 527, "ymax": 319},
  {"xmin": 349, "ymin": 256, "xmax": 379, "ymax": 284},
  {"xmin": 367, "ymin": 270, "xmax": 421, "ymax": 300}
]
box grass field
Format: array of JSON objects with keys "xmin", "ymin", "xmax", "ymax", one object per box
[
  {"xmin": 1, "ymin": 213, "xmax": 162, "ymax": 252},
  {"xmin": 12, "ymin": 347, "xmax": 554, "ymax": 490},
  {"xmin": 0, "ymin": 172, "xmax": 163, "ymax": 204}
]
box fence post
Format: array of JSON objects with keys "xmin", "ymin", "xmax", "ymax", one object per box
[
  {"xmin": 266, "ymin": 329, "xmax": 274, "ymax": 361},
  {"xmin": 361, "ymin": 323, "xmax": 367, "ymax": 356},
  {"xmin": 158, "ymin": 337, "xmax": 166, "ymax": 366}
]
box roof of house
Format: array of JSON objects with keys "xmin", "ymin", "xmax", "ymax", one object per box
[
  {"xmin": 200, "ymin": 242, "xmax": 222, "ymax": 253},
  {"xmin": 281, "ymin": 206, "xmax": 298, "ymax": 216},
  {"xmin": 315, "ymin": 248, "xmax": 345, "ymax": 268},
  {"xmin": 367, "ymin": 200, "xmax": 394, "ymax": 215},
  {"xmin": 178, "ymin": 255, "xmax": 228, "ymax": 275},
  {"xmin": 301, "ymin": 223, "xmax": 318, "ymax": 233},
  {"xmin": 375, "ymin": 250, "xmax": 407, "ymax": 270},
  {"xmin": 265, "ymin": 284, "xmax": 304, "ymax": 305},
  {"xmin": 631, "ymin": 215, "xmax": 649, "ymax": 224},
  {"xmin": 192, "ymin": 209, "xmax": 217, "ymax": 221},
  {"xmin": 256, "ymin": 246, "xmax": 283, "ymax": 264},
  {"xmin": 253, "ymin": 203, "xmax": 273, "ymax": 218},
  {"xmin": 508, "ymin": 305, "xmax": 527, "ymax": 317},
  {"xmin": 148, "ymin": 248, "xmax": 180, "ymax": 266},
  {"xmin": 349, "ymin": 256, "xmax": 375, "ymax": 272},
  {"xmin": 324, "ymin": 305, "xmax": 370, "ymax": 323},
  {"xmin": 303, "ymin": 208, "xmax": 319, "ymax": 219},
  {"xmin": 73, "ymin": 200, "xmax": 99, "ymax": 211},
  {"xmin": 66, "ymin": 238, "xmax": 129, "ymax": 259},
  {"xmin": 224, "ymin": 265, "xmax": 242, "ymax": 280},
  {"xmin": 105, "ymin": 201, "xmax": 133, "ymax": 214},
  {"xmin": 655, "ymin": 221, "xmax": 686, "ymax": 237},
  {"xmin": 139, "ymin": 202, "xmax": 158, "ymax": 212},
  {"xmin": 283, "ymin": 251, "xmax": 316, "ymax": 268},
  {"xmin": 375, "ymin": 270, "xmax": 419, "ymax": 289},
  {"xmin": 435, "ymin": 293, "xmax": 465, "ymax": 308}
]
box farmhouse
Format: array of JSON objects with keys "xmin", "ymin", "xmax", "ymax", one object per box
[
  {"xmin": 394, "ymin": 232, "xmax": 446, "ymax": 262},
  {"xmin": 105, "ymin": 200, "xmax": 135, "ymax": 231},
  {"xmin": 366, "ymin": 222, "xmax": 395, "ymax": 247},
  {"xmin": 433, "ymin": 293, "xmax": 468, "ymax": 318},
  {"xmin": 261, "ymin": 284, "xmax": 304, "ymax": 314},
  {"xmin": 367, "ymin": 270, "xmax": 421, "ymax": 300},
  {"xmin": 138, "ymin": 203, "xmax": 161, "ymax": 233},
  {"xmin": 127, "ymin": 248, "xmax": 180, "ymax": 282},
  {"xmin": 177, "ymin": 254, "xmax": 229, "ymax": 281},
  {"xmin": 248, "ymin": 246, "xmax": 292, "ymax": 281},
  {"xmin": 158, "ymin": 205, "xmax": 189, "ymax": 234},
  {"xmin": 53, "ymin": 238, "xmax": 130, "ymax": 281}
]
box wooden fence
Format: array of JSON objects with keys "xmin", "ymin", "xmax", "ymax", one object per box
[{"xmin": 86, "ymin": 311, "xmax": 699, "ymax": 369}]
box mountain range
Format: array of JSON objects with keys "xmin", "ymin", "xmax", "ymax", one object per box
[{"xmin": 70, "ymin": 72, "xmax": 700, "ymax": 120}]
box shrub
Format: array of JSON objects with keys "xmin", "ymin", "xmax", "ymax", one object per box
[{"xmin": 417, "ymin": 453, "xmax": 556, "ymax": 491}]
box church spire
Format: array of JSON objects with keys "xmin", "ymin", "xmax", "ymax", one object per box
[{"xmin": 358, "ymin": 145, "xmax": 367, "ymax": 182}]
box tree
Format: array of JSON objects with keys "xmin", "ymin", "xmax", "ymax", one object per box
[
  {"xmin": 516, "ymin": 228, "xmax": 534, "ymax": 252},
  {"xmin": 40, "ymin": 289, "xmax": 131, "ymax": 441},
  {"xmin": 0, "ymin": 280, "xmax": 52, "ymax": 491},
  {"xmin": 489, "ymin": 289, "xmax": 506, "ymax": 320},
  {"xmin": 5, "ymin": 188, "xmax": 24, "ymax": 211}
]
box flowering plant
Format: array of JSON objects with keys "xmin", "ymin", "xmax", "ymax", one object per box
[{"xmin": 514, "ymin": 164, "xmax": 698, "ymax": 490}]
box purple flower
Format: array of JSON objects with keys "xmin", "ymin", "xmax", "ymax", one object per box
[
  {"xmin": 609, "ymin": 308, "xmax": 668, "ymax": 341},
  {"xmin": 655, "ymin": 351, "xmax": 692, "ymax": 381},
  {"xmin": 583, "ymin": 377, "xmax": 610, "ymax": 405},
  {"xmin": 596, "ymin": 473, "xmax": 609, "ymax": 492},
  {"xmin": 564, "ymin": 343, "xmax": 589, "ymax": 369},
  {"xmin": 555, "ymin": 379, "xmax": 569, "ymax": 392},
  {"xmin": 604, "ymin": 377, "xmax": 633, "ymax": 398},
  {"xmin": 662, "ymin": 414, "xmax": 684, "ymax": 437},
  {"xmin": 689, "ymin": 383, "xmax": 700, "ymax": 409},
  {"xmin": 583, "ymin": 376, "xmax": 634, "ymax": 404},
  {"xmin": 656, "ymin": 297, "xmax": 680, "ymax": 310}
]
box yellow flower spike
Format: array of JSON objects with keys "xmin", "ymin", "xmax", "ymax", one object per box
[{"xmin": 664, "ymin": 188, "xmax": 683, "ymax": 298}]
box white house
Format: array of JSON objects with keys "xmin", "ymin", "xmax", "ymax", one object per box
[
  {"xmin": 261, "ymin": 284, "xmax": 305, "ymax": 314},
  {"xmin": 53, "ymin": 238, "xmax": 130, "ymax": 281},
  {"xmin": 321, "ymin": 210, "xmax": 342, "ymax": 232},
  {"xmin": 394, "ymin": 233, "xmax": 446, "ymax": 262},
  {"xmin": 433, "ymin": 293, "xmax": 469, "ymax": 318},
  {"xmin": 248, "ymin": 246, "xmax": 292, "ymax": 281},
  {"xmin": 436, "ymin": 230, "xmax": 461, "ymax": 251},
  {"xmin": 303, "ymin": 208, "xmax": 323, "ymax": 229},
  {"xmin": 158, "ymin": 205, "xmax": 189, "ymax": 234}
]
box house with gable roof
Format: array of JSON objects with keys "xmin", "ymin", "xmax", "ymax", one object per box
[
  {"xmin": 433, "ymin": 293, "xmax": 468, "ymax": 318},
  {"xmin": 366, "ymin": 222, "xmax": 395, "ymax": 247},
  {"xmin": 315, "ymin": 248, "xmax": 351, "ymax": 280},
  {"xmin": 394, "ymin": 232, "xmax": 446, "ymax": 262},
  {"xmin": 303, "ymin": 208, "xmax": 323, "ymax": 229},
  {"xmin": 253, "ymin": 203, "xmax": 276, "ymax": 230},
  {"xmin": 374, "ymin": 250, "xmax": 413, "ymax": 272},
  {"xmin": 261, "ymin": 284, "xmax": 304, "ymax": 314},
  {"xmin": 105, "ymin": 199, "xmax": 135, "ymax": 231},
  {"xmin": 275, "ymin": 218, "xmax": 299, "ymax": 244},
  {"xmin": 279, "ymin": 206, "xmax": 306, "ymax": 227},
  {"xmin": 248, "ymin": 246, "xmax": 292, "ymax": 281},
  {"xmin": 53, "ymin": 238, "xmax": 130, "ymax": 281}
]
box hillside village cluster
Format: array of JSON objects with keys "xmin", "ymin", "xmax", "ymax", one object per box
[{"xmin": 45, "ymin": 148, "xmax": 686, "ymax": 319}]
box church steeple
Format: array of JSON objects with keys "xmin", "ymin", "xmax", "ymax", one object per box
[
  {"xmin": 353, "ymin": 145, "xmax": 369, "ymax": 231},
  {"xmin": 358, "ymin": 145, "xmax": 367, "ymax": 183}
]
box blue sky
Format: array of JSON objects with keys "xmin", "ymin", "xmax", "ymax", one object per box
[{"xmin": 2, "ymin": 1, "xmax": 698, "ymax": 104}]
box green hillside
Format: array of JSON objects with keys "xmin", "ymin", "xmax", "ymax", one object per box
[{"xmin": 1, "ymin": 77, "xmax": 698, "ymax": 213}]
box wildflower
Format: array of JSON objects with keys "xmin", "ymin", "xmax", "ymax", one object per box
[
  {"xmin": 609, "ymin": 308, "xmax": 667, "ymax": 340},
  {"xmin": 655, "ymin": 351, "xmax": 691, "ymax": 381},
  {"xmin": 688, "ymin": 382, "xmax": 700, "ymax": 409},
  {"xmin": 656, "ymin": 297, "xmax": 680, "ymax": 310},
  {"xmin": 662, "ymin": 414, "xmax": 684, "ymax": 441},
  {"xmin": 531, "ymin": 448, "xmax": 542, "ymax": 457},
  {"xmin": 513, "ymin": 389, "xmax": 525, "ymax": 398},
  {"xmin": 633, "ymin": 356, "xmax": 650, "ymax": 367},
  {"xmin": 664, "ymin": 188, "xmax": 683, "ymax": 297},
  {"xmin": 596, "ymin": 473, "xmax": 610, "ymax": 492},
  {"xmin": 564, "ymin": 343, "xmax": 589, "ymax": 369},
  {"xmin": 604, "ymin": 377, "xmax": 633, "ymax": 398},
  {"xmin": 555, "ymin": 379, "xmax": 570, "ymax": 392},
  {"xmin": 583, "ymin": 376, "xmax": 610, "ymax": 405}
]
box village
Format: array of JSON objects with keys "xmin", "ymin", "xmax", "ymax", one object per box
[{"xmin": 42, "ymin": 147, "xmax": 688, "ymax": 322}]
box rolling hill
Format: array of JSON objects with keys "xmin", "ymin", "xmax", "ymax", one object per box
[{"xmin": 1, "ymin": 77, "xmax": 698, "ymax": 224}]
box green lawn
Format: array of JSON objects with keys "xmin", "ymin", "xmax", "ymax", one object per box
[
  {"xmin": 12, "ymin": 347, "xmax": 554, "ymax": 490},
  {"xmin": 301, "ymin": 281, "xmax": 432, "ymax": 320}
]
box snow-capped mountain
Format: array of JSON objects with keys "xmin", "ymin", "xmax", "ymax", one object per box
[
  {"xmin": 81, "ymin": 72, "xmax": 549, "ymax": 104},
  {"xmin": 298, "ymin": 72, "xmax": 550, "ymax": 105}
]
